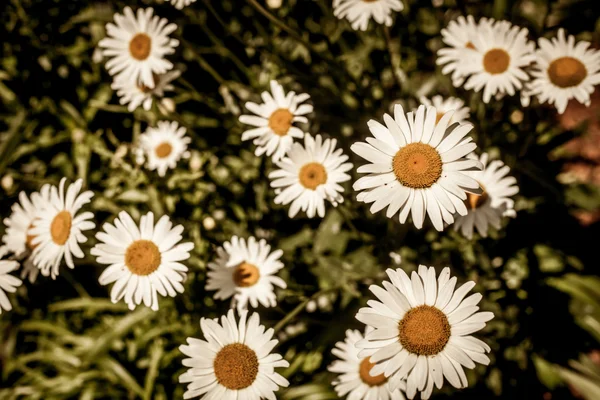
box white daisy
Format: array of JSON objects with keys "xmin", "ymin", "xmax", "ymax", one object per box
[
  {"xmin": 453, "ymin": 153, "xmax": 519, "ymax": 239},
  {"xmin": 419, "ymin": 96, "xmax": 470, "ymax": 124},
  {"xmin": 355, "ymin": 266, "xmax": 494, "ymax": 399},
  {"xmin": 351, "ymin": 104, "xmax": 482, "ymax": 231},
  {"xmin": 92, "ymin": 211, "xmax": 194, "ymax": 311},
  {"xmin": 239, "ymin": 80, "xmax": 313, "ymax": 162},
  {"xmin": 329, "ymin": 328, "xmax": 407, "ymax": 400},
  {"xmin": 171, "ymin": 0, "xmax": 197, "ymax": 9},
  {"xmin": 332, "ymin": 0, "xmax": 404, "ymax": 31},
  {"xmin": 112, "ymin": 70, "xmax": 180, "ymax": 112},
  {"xmin": 99, "ymin": 7, "xmax": 179, "ymax": 89},
  {"xmin": 206, "ymin": 236, "xmax": 286, "ymax": 311},
  {"xmin": 179, "ymin": 309, "xmax": 290, "ymax": 399},
  {"xmin": 0, "ymin": 260, "xmax": 22, "ymax": 314},
  {"xmin": 269, "ymin": 133, "xmax": 353, "ymax": 218},
  {"xmin": 29, "ymin": 178, "xmax": 95, "ymax": 279},
  {"xmin": 526, "ymin": 28, "xmax": 600, "ymax": 114},
  {"xmin": 139, "ymin": 121, "xmax": 191, "ymax": 177}
]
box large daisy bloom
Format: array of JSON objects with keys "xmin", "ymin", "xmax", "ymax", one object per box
[
  {"xmin": 0, "ymin": 260, "xmax": 22, "ymax": 314},
  {"xmin": 419, "ymin": 95, "xmax": 470, "ymax": 124},
  {"xmin": 92, "ymin": 211, "xmax": 194, "ymax": 311},
  {"xmin": 355, "ymin": 266, "xmax": 494, "ymax": 399},
  {"xmin": 329, "ymin": 328, "xmax": 407, "ymax": 400},
  {"xmin": 99, "ymin": 7, "xmax": 179, "ymax": 89},
  {"xmin": 269, "ymin": 134, "xmax": 353, "ymax": 218},
  {"xmin": 179, "ymin": 309, "xmax": 290, "ymax": 399},
  {"xmin": 351, "ymin": 104, "xmax": 482, "ymax": 231},
  {"xmin": 453, "ymin": 153, "xmax": 519, "ymax": 239},
  {"xmin": 333, "ymin": 0, "xmax": 404, "ymax": 31},
  {"xmin": 461, "ymin": 20, "xmax": 535, "ymax": 103},
  {"xmin": 206, "ymin": 236, "xmax": 286, "ymax": 311},
  {"xmin": 29, "ymin": 178, "xmax": 95, "ymax": 279},
  {"xmin": 239, "ymin": 80, "xmax": 313, "ymax": 162},
  {"xmin": 139, "ymin": 121, "xmax": 190, "ymax": 177},
  {"xmin": 526, "ymin": 28, "xmax": 600, "ymax": 114},
  {"xmin": 112, "ymin": 70, "xmax": 180, "ymax": 112},
  {"xmin": 171, "ymin": 0, "xmax": 197, "ymax": 9}
]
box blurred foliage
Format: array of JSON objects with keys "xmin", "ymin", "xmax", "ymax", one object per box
[{"xmin": 0, "ymin": 0, "xmax": 599, "ymax": 398}]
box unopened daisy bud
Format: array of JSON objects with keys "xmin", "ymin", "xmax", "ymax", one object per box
[
  {"xmin": 133, "ymin": 147, "xmax": 145, "ymax": 166},
  {"xmin": 202, "ymin": 216, "xmax": 215, "ymax": 231},
  {"xmin": 159, "ymin": 98, "xmax": 176, "ymax": 114},
  {"xmin": 1, "ymin": 175, "xmax": 13, "ymax": 191},
  {"xmin": 267, "ymin": 0, "xmax": 282, "ymax": 8},
  {"xmin": 306, "ymin": 300, "xmax": 317, "ymax": 313},
  {"xmin": 72, "ymin": 129, "xmax": 85, "ymax": 143},
  {"xmin": 189, "ymin": 151, "xmax": 202, "ymax": 172}
]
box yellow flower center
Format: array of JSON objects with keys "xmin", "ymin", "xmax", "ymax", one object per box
[
  {"xmin": 213, "ymin": 343, "xmax": 259, "ymax": 390},
  {"xmin": 232, "ymin": 262, "xmax": 260, "ymax": 287},
  {"xmin": 268, "ymin": 108, "xmax": 294, "ymax": 136},
  {"xmin": 465, "ymin": 185, "xmax": 489, "ymax": 209},
  {"xmin": 50, "ymin": 211, "xmax": 72, "ymax": 245},
  {"xmin": 129, "ymin": 33, "xmax": 152, "ymax": 61},
  {"xmin": 125, "ymin": 240, "xmax": 161, "ymax": 276},
  {"xmin": 548, "ymin": 56, "xmax": 587, "ymax": 88},
  {"xmin": 299, "ymin": 162, "xmax": 328, "ymax": 190},
  {"xmin": 155, "ymin": 142, "xmax": 173, "ymax": 159},
  {"xmin": 359, "ymin": 357, "xmax": 387, "ymax": 387},
  {"xmin": 483, "ymin": 48, "xmax": 510, "ymax": 74},
  {"xmin": 399, "ymin": 305, "xmax": 451, "ymax": 356},
  {"xmin": 392, "ymin": 143, "xmax": 443, "ymax": 188}
]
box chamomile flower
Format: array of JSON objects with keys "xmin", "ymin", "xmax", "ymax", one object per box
[
  {"xmin": 0, "ymin": 260, "xmax": 22, "ymax": 314},
  {"xmin": 351, "ymin": 105, "xmax": 482, "ymax": 231},
  {"xmin": 92, "ymin": 211, "xmax": 194, "ymax": 311},
  {"xmin": 99, "ymin": 7, "xmax": 179, "ymax": 89},
  {"xmin": 329, "ymin": 328, "xmax": 407, "ymax": 400},
  {"xmin": 171, "ymin": 0, "xmax": 197, "ymax": 9},
  {"xmin": 356, "ymin": 266, "xmax": 494, "ymax": 399},
  {"xmin": 112, "ymin": 70, "xmax": 180, "ymax": 112},
  {"xmin": 29, "ymin": 178, "xmax": 95, "ymax": 279},
  {"xmin": 419, "ymin": 96, "xmax": 471, "ymax": 124},
  {"xmin": 206, "ymin": 236, "xmax": 286, "ymax": 311},
  {"xmin": 239, "ymin": 80, "xmax": 313, "ymax": 162},
  {"xmin": 179, "ymin": 309, "xmax": 289, "ymax": 399},
  {"xmin": 333, "ymin": 0, "xmax": 404, "ymax": 31},
  {"xmin": 139, "ymin": 121, "xmax": 190, "ymax": 177},
  {"xmin": 526, "ymin": 28, "xmax": 600, "ymax": 114},
  {"xmin": 453, "ymin": 153, "xmax": 519, "ymax": 239}
]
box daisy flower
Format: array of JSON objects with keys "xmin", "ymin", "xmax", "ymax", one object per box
[
  {"xmin": 526, "ymin": 28, "xmax": 600, "ymax": 114},
  {"xmin": 171, "ymin": 0, "xmax": 197, "ymax": 9},
  {"xmin": 99, "ymin": 7, "xmax": 179, "ymax": 89},
  {"xmin": 333, "ymin": 0, "xmax": 404, "ymax": 31},
  {"xmin": 112, "ymin": 70, "xmax": 180, "ymax": 112},
  {"xmin": 269, "ymin": 134, "xmax": 353, "ymax": 218},
  {"xmin": 329, "ymin": 328, "xmax": 407, "ymax": 400},
  {"xmin": 355, "ymin": 266, "xmax": 494, "ymax": 399},
  {"xmin": 453, "ymin": 153, "xmax": 519, "ymax": 239},
  {"xmin": 29, "ymin": 178, "xmax": 95, "ymax": 279},
  {"xmin": 239, "ymin": 80, "xmax": 313, "ymax": 162},
  {"xmin": 139, "ymin": 121, "xmax": 191, "ymax": 177},
  {"xmin": 351, "ymin": 104, "xmax": 482, "ymax": 231},
  {"xmin": 206, "ymin": 236, "xmax": 286, "ymax": 311},
  {"xmin": 92, "ymin": 211, "xmax": 194, "ymax": 311},
  {"xmin": 0, "ymin": 260, "xmax": 22, "ymax": 314},
  {"xmin": 179, "ymin": 309, "xmax": 289, "ymax": 399},
  {"xmin": 419, "ymin": 95, "xmax": 471, "ymax": 124}
]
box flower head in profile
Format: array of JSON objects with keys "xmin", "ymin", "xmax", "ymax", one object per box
[
  {"xmin": 171, "ymin": 0, "xmax": 197, "ymax": 9},
  {"xmin": 0, "ymin": 259, "xmax": 22, "ymax": 314},
  {"xmin": 419, "ymin": 95, "xmax": 471, "ymax": 125},
  {"xmin": 112, "ymin": 70, "xmax": 180, "ymax": 112},
  {"xmin": 239, "ymin": 80, "xmax": 313, "ymax": 162},
  {"xmin": 139, "ymin": 121, "xmax": 191, "ymax": 177},
  {"xmin": 333, "ymin": 0, "xmax": 404, "ymax": 31}
]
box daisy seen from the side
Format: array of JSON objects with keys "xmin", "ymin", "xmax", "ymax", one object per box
[
  {"xmin": 171, "ymin": 0, "xmax": 197, "ymax": 9},
  {"xmin": 419, "ymin": 95, "xmax": 471, "ymax": 124},
  {"xmin": 139, "ymin": 120, "xmax": 190, "ymax": 177},
  {"xmin": 332, "ymin": 0, "xmax": 404, "ymax": 31},
  {"xmin": 112, "ymin": 70, "xmax": 180, "ymax": 112}
]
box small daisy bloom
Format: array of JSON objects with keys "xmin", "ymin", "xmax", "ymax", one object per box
[
  {"xmin": 139, "ymin": 121, "xmax": 191, "ymax": 177},
  {"xmin": 206, "ymin": 236, "xmax": 286, "ymax": 311},
  {"xmin": 329, "ymin": 328, "xmax": 407, "ymax": 400},
  {"xmin": 112, "ymin": 70, "xmax": 180, "ymax": 112},
  {"xmin": 527, "ymin": 28, "xmax": 600, "ymax": 114},
  {"xmin": 356, "ymin": 266, "xmax": 494, "ymax": 399},
  {"xmin": 239, "ymin": 80, "xmax": 313, "ymax": 162},
  {"xmin": 171, "ymin": 0, "xmax": 197, "ymax": 9},
  {"xmin": 419, "ymin": 95, "xmax": 470, "ymax": 124},
  {"xmin": 454, "ymin": 153, "xmax": 519, "ymax": 239},
  {"xmin": 179, "ymin": 309, "xmax": 289, "ymax": 399},
  {"xmin": 99, "ymin": 7, "xmax": 179, "ymax": 89},
  {"xmin": 351, "ymin": 104, "xmax": 482, "ymax": 231},
  {"xmin": 30, "ymin": 178, "xmax": 95, "ymax": 279},
  {"xmin": 333, "ymin": 0, "xmax": 404, "ymax": 31},
  {"xmin": 0, "ymin": 260, "xmax": 22, "ymax": 314},
  {"xmin": 269, "ymin": 134, "xmax": 353, "ymax": 218},
  {"xmin": 92, "ymin": 211, "xmax": 194, "ymax": 311}
]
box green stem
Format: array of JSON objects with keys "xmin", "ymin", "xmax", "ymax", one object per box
[{"xmin": 273, "ymin": 289, "xmax": 336, "ymax": 333}]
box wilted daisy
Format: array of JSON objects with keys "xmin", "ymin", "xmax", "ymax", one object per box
[
  {"xmin": 0, "ymin": 260, "xmax": 22, "ymax": 314},
  {"xmin": 29, "ymin": 178, "xmax": 95, "ymax": 279},
  {"xmin": 239, "ymin": 80, "xmax": 313, "ymax": 162},
  {"xmin": 333, "ymin": 0, "xmax": 404, "ymax": 31},
  {"xmin": 269, "ymin": 134, "xmax": 353, "ymax": 218},
  {"xmin": 112, "ymin": 70, "xmax": 180, "ymax": 112},
  {"xmin": 206, "ymin": 236, "xmax": 286, "ymax": 311},
  {"xmin": 419, "ymin": 96, "xmax": 470, "ymax": 124},
  {"xmin": 179, "ymin": 309, "xmax": 289, "ymax": 399},
  {"xmin": 171, "ymin": 0, "xmax": 197, "ymax": 9},
  {"xmin": 351, "ymin": 105, "xmax": 482, "ymax": 231},
  {"xmin": 139, "ymin": 121, "xmax": 190, "ymax": 177},
  {"xmin": 454, "ymin": 153, "xmax": 519, "ymax": 239},
  {"xmin": 92, "ymin": 211, "xmax": 194, "ymax": 311},
  {"xmin": 99, "ymin": 7, "xmax": 179, "ymax": 89},
  {"xmin": 329, "ymin": 328, "xmax": 407, "ymax": 400},
  {"xmin": 356, "ymin": 266, "xmax": 494, "ymax": 399},
  {"xmin": 526, "ymin": 28, "xmax": 600, "ymax": 114}
]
